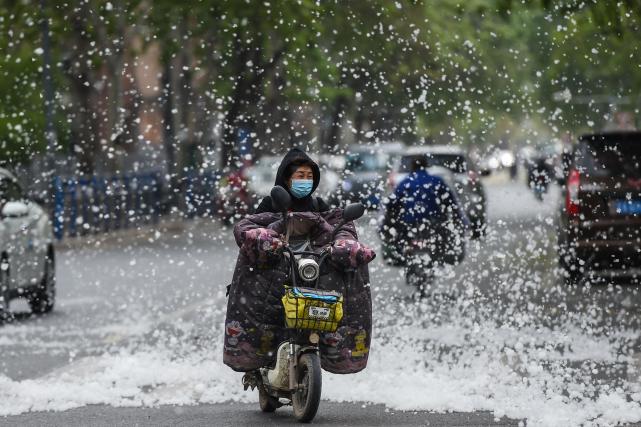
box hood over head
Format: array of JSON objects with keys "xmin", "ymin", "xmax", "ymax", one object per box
[{"xmin": 274, "ymin": 148, "xmax": 321, "ymax": 196}]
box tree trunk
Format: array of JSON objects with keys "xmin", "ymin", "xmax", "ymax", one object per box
[
  {"xmin": 74, "ymin": 74, "xmax": 98, "ymax": 175},
  {"xmin": 222, "ymin": 98, "xmax": 241, "ymax": 170},
  {"xmin": 177, "ymin": 18, "xmax": 195, "ymax": 170},
  {"xmin": 221, "ymin": 37, "xmax": 285, "ymax": 169},
  {"xmin": 354, "ymin": 104, "xmax": 364, "ymax": 143},
  {"xmin": 67, "ymin": 2, "xmax": 98, "ymax": 175},
  {"xmin": 162, "ymin": 61, "xmax": 176, "ymax": 178},
  {"xmin": 327, "ymin": 95, "xmax": 346, "ymax": 153}
]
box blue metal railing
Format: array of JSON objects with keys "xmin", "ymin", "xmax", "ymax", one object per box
[
  {"xmin": 51, "ymin": 170, "xmax": 228, "ymax": 240},
  {"xmin": 52, "ymin": 172, "xmax": 163, "ymax": 240}
]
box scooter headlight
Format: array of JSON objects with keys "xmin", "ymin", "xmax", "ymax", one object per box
[{"xmin": 298, "ymin": 258, "xmax": 319, "ymax": 282}]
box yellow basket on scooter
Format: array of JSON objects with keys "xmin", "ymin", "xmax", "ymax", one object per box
[{"xmin": 281, "ymin": 286, "xmax": 343, "ymax": 332}]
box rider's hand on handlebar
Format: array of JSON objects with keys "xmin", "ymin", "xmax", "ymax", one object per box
[
  {"xmin": 256, "ymin": 228, "xmax": 285, "ymax": 254},
  {"xmin": 330, "ymin": 239, "xmax": 376, "ymax": 268},
  {"xmin": 258, "ymin": 232, "xmax": 284, "ymax": 254},
  {"xmin": 241, "ymin": 228, "xmax": 285, "ymax": 264}
]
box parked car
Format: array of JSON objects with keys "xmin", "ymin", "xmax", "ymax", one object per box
[
  {"xmin": 244, "ymin": 155, "xmax": 281, "ymax": 201},
  {"xmin": 0, "ymin": 168, "xmax": 56, "ymax": 321},
  {"xmin": 558, "ymin": 131, "xmax": 641, "ymax": 284},
  {"xmin": 318, "ymin": 153, "xmax": 346, "ymax": 174},
  {"xmin": 388, "ymin": 145, "xmax": 488, "ymax": 238},
  {"xmin": 340, "ymin": 142, "xmax": 405, "ymax": 209}
]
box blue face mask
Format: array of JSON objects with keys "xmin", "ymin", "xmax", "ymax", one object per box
[{"xmin": 290, "ymin": 179, "xmax": 313, "ymax": 199}]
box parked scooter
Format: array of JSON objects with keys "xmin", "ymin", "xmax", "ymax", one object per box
[
  {"xmin": 216, "ymin": 170, "xmax": 252, "ymax": 224},
  {"xmin": 242, "ymin": 186, "xmax": 365, "ymax": 423}
]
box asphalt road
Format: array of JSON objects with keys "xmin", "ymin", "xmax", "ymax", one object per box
[
  {"xmin": 1, "ymin": 172, "xmax": 641, "ymax": 426},
  {"xmin": 1, "ymin": 402, "xmax": 521, "ymax": 427}
]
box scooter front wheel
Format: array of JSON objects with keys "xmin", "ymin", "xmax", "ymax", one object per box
[
  {"xmin": 405, "ymin": 263, "xmax": 433, "ymax": 298},
  {"xmin": 292, "ymin": 352, "xmax": 322, "ymax": 423},
  {"xmin": 259, "ymin": 386, "xmax": 280, "ymax": 412}
]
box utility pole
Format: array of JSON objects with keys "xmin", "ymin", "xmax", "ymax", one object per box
[{"xmin": 40, "ymin": 0, "xmax": 57, "ymax": 202}]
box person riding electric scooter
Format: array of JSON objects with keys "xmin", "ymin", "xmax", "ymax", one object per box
[
  {"xmin": 223, "ymin": 148, "xmax": 375, "ymax": 423},
  {"xmin": 380, "ymin": 156, "xmax": 469, "ymax": 295},
  {"xmin": 527, "ymin": 156, "xmax": 552, "ymax": 201}
]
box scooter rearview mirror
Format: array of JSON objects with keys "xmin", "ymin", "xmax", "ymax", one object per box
[
  {"xmin": 331, "ymin": 203, "xmax": 365, "ymax": 241},
  {"xmin": 270, "ymin": 185, "xmax": 291, "ymax": 213},
  {"xmin": 342, "ymin": 203, "xmax": 365, "ymax": 222}
]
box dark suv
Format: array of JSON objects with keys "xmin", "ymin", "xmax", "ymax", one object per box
[{"xmin": 558, "ymin": 131, "xmax": 641, "ymax": 284}]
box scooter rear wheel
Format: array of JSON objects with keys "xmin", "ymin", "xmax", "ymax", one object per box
[{"xmin": 292, "ymin": 352, "xmax": 322, "ymax": 423}]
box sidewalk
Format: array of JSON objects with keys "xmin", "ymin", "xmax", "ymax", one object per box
[{"xmin": 54, "ymin": 214, "xmax": 224, "ymax": 251}]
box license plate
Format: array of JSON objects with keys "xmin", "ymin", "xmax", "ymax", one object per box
[
  {"xmin": 308, "ymin": 306, "xmax": 331, "ymax": 320},
  {"xmin": 613, "ymin": 200, "xmax": 641, "ymax": 215}
]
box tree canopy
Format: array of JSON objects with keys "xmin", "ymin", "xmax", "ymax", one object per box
[{"xmin": 0, "ymin": 0, "xmax": 638, "ymax": 172}]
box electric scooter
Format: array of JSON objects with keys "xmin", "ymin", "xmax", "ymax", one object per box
[{"xmin": 243, "ymin": 185, "xmax": 365, "ymax": 423}]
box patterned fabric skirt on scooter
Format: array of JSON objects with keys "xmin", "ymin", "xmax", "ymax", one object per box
[{"xmin": 223, "ymin": 210, "xmax": 373, "ymax": 375}]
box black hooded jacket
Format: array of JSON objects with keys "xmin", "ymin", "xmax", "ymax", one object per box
[{"xmin": 255, "ymin": 148, "xmax": 330, "ymax": 213}]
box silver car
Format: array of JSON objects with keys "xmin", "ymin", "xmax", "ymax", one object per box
[
  {"xmin": 340, "ymin": 142, "xmax": 406, "ymax": 209},
  {"xmin": 0, "ymin": 168, "xmax": 56, "ymax": 321}
]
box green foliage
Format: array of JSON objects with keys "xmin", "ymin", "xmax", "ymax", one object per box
[
  {"xmin": 0, "ymin": 1, "xmax": 46, "ymax": 164},
  {"xmin": 1, "ymin": 0, "xmax": 639, "ymax": 167},
  {"xmin": 517, "ymin": 0, "xmax": 641, "ymax": 131}
]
